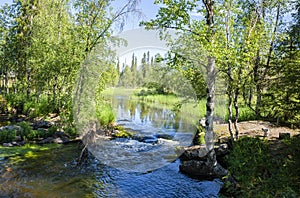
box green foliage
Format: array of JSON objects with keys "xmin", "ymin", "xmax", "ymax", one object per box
[
  {"xmin": 225, "ymin": 136, "xmax": 300, "ymax": 197},
  {"xmin": 230, "ymin": 105, "xmax": 257, "ymax": 122},
  {"xmin": 0, "ymin": 129, "xmax": 16, "ymax": 143},
  {"xmin": 47, "ymin": 125, "xmax": 58, "ymax": 136},
  {"xmin": 135, "ymin": 93, "xmax": 180, "ymax": 106},
  {"xmin": 194, "ymin": 125, "xmax": 205, "ymax": 145},
  {"xmin": 0, "ymin": 94, "xmax": 7, "ymax": 113},
  {"xmin": 63, "ymin": 127, "xmax": 77, "ymax": 139},
  {"xmin": 23, "ymin": 96, "xmax": 52, "ymax": 117},
  {"xmin": 17, "ymin": 121, "xmax": 33, "ymax": 141},
  {"xmin": 5, "ymin": 93, "xmax": 27, "ymax": 113},
  {"xmin": 0, "ymin": 0, "xmax": 139, "ymax": 130},
  {"xmin": 96, "ymin": 104, "xmax": 115, "ymax": 126}
]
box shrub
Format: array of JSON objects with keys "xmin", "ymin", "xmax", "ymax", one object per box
[
  {"xmin": 63, "ymin": 126, "xmax": 77, "ymax": 138},
  {"xmin": 0, "ymin": 95, "xmax": 7, "ymax": 113},
  {"xmin": 17, "ymin": 121, "xmax": 33, "ymax": 141},
  {"xmin": 96, "ymin": 104, "xmax": 116, "ymax": 126},
  {"xmin": 5, "ymin": 93, "xmax": 27, "ymax": 114},
  {"xmin": 0, "ymin": 129, "xmax": 16, "ymax": 143},
  {"xmin": 47, "ymin": 125, "xmax": 58, "ymax": 136},
  {"xmin": 24, "ymin": 96, "xmax": 51, "ymax": 117}
]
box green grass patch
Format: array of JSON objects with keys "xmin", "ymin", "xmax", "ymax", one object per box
[
  {"xmin": 224, "ymin": 136, "xmax": 300, "ymax": 197},
  {"xmin": 133, "ymin": 94, "xmax": 180, "ymax": 106},
  {"xmin": 0, "ymin": 143, "xmax": 61, "ymax": 159},
  {"xmin": 102, "ymin": 88, "xmax": 139, "ymax": 97}
]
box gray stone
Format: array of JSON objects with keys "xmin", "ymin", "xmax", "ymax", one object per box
[
  {"xmin": 155, "ymin": 132, "xmax": 175, "ymax": 140},
  {"xmin": 53, "ymin": 138, "xmax": 63, "ymax": 144},
  {"xmin": 133, "ymin": 135, "xmax": 158, "ymax": 144},
  {"xmin": 179, "ymin": 147, "xmax": 228, "ymax": 180},
  {"xmin": 32, "ymin": 121, "xmax": 53, "ymax": 129},
  {"xmin": 2, "ymin": 143, "xmax": 13, "ymax": 147},
  {"xmin": 53, "ymin": 131, "xmax": 70, "ymax": 139},
  {"xmin": 179, "ymin": 145, "xmax": 209, "ymax": 161},
  {"xmin": 38, "ymin": 137, "xmax": 54, "ymax": 144},
  {"xmin": 180, "ymin": 158, "xmax": 228, "ymax": 179},
  {"xmin": 0, "ymin": 125, "xmax": 21, "ymax": 132}
]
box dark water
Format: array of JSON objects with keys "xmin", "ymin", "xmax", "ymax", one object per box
[{"xmin": 0, "ymin": 95, "xmax": 223, "ymax": 197}]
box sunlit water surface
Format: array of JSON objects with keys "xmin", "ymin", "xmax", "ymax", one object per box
[{"xmin": 0, "ymin": 95, "xmax": 223, "ymax": 197}]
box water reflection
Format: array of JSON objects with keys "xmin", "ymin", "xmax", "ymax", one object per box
[{"xmin": 112, "ymin": 96, "xmax": 196, "ymax": 134}]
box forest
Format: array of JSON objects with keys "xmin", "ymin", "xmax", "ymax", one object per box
[{"xmin": 0, "ymin": 0, "xmax": 300, "ymax": 197}]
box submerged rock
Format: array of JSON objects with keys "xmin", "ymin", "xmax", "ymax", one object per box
[
  {"xmin": 132, "ymin": 134, "xmax": 158, "ymax": 144},
  {"xmin": 155, "ymin": 132, "xmax": 175, "ymax": 140}
]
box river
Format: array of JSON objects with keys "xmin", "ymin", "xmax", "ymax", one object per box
[{"xmin": 0, "ymin": 95, "xmax": 223, "ymax": 197}]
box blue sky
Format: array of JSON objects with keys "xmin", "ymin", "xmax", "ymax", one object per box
[{"xmin": 0, "ymin": 0, "xmax": 12, "ymax": 5}]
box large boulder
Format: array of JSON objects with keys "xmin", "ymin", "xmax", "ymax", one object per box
[
  {"xmin": 180, "ymin": 159, "xmax": 228, "ymax": 180},
  {"xmin": 179, "ymin": 146, "xmax": 228, "ymax": 180},
  {"xmin": 179, "ymin": 145, "xmax": 209, "ymax": 161}
]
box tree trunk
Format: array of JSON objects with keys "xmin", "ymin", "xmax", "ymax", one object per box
[
  {"xmin": 205, "ymin": 56, "xmax": 216, "ymax": 152},
  {"xmin": 227, "ymin": 90, "xmax": 234, "ymax": 145},
  {"xmin": 233, "ymin": 88, "xmax": 240, "ymax": 139},
  {"xmin": 227, "ymin": 65, "xmax": 235, "ymax": 146},
  {"xmin": 254, "ymin": 51, "xmax": 261, "ymax": 117},
  {"xmin": 233, "ymin": 68, "xmax": 242, "ymax": 139}
]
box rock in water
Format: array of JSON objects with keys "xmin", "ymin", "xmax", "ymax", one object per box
[
  {"xmin": 179, "ymin": 148, "xmax": 228, "ymax": 180},
  {"xmin": 179, "ymin": 145, "xmax": 209, "ymax": 161}
]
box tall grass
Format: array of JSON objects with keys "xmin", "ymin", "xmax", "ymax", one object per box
[
  {"xmin": 102, "ymin": 88, "xmax": 139, "ymax": 97},
  {"xmin": 134, "ymin": 94, "xmax": 180, "ymax": 106}
]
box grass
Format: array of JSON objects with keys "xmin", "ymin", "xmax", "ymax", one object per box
[
  {"xmin": 133, "ymin": 94, "xmax": 180, "ymax": 106},
  {"xmin": 0, "ymin": 143, "xmax": 61, "ymax": 159},
  {"xmin": 223, "ymin": 136, "xmax": 300, "ymax": 197},
  {"xmin": 102, "ymin": 87, "xmax": 139, "ymax": 97}
]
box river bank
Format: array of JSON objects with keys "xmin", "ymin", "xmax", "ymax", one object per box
[{"xmin": 1, "ymin": 89, "xmax": 300, "ymax": 197}]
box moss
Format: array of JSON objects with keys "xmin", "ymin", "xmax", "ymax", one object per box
[{"xmin": 112, "ymin": 125, "xmax": 134, "ymax": 138}]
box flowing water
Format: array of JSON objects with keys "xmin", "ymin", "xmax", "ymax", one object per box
[{"xmin": 0, "ymin": 95, "xmax": 223, "ymax": 197}]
